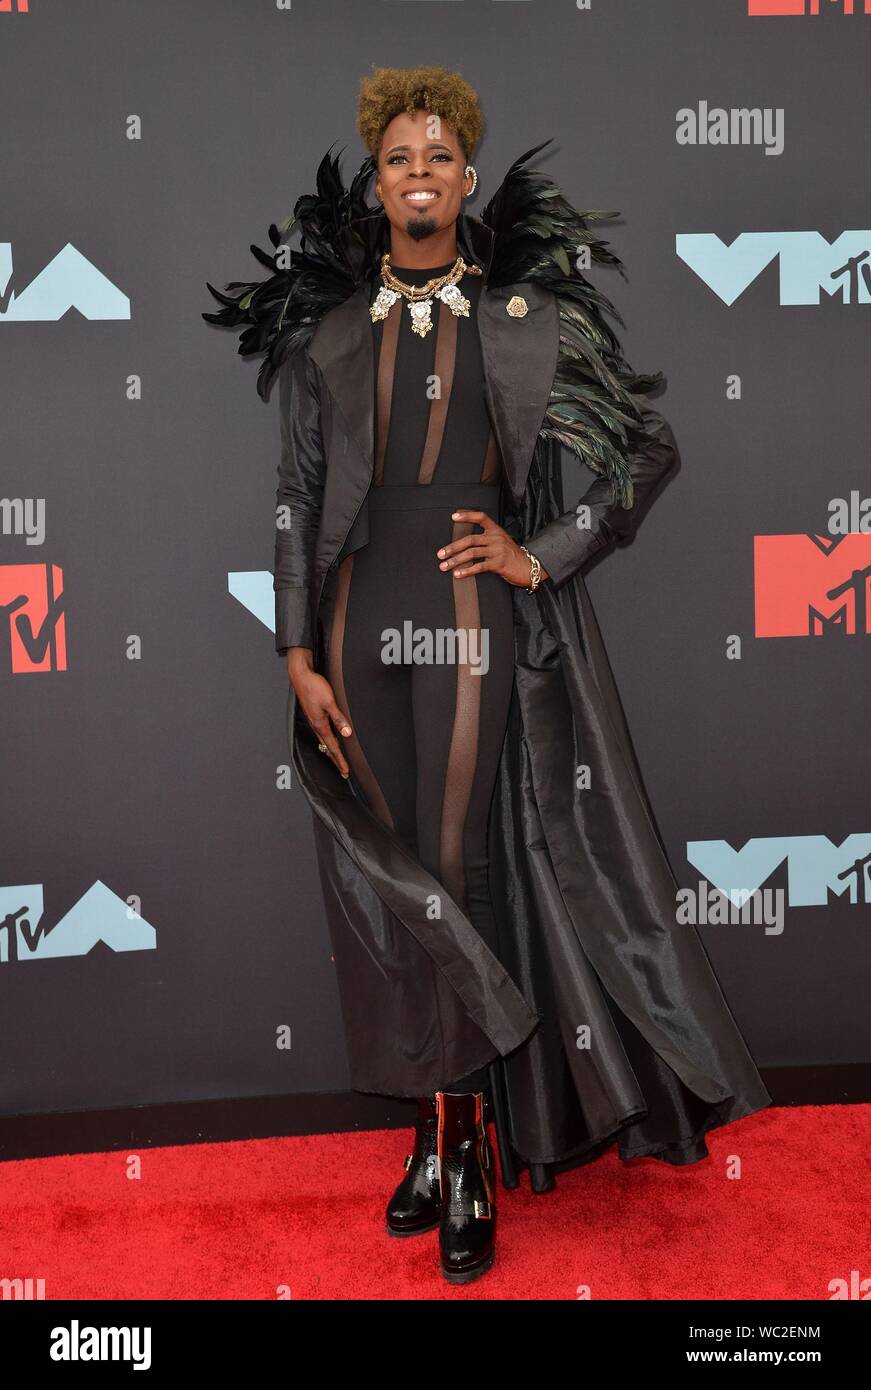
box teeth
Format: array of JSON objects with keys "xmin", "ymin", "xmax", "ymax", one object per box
[{"xmin": 404, "ymin": 191, "xmax": 438, "ymax": 201}]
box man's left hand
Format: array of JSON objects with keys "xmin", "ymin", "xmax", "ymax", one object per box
[{"xmin": 436, "ymin": 510, "xmax": 550, "ymax": 586}]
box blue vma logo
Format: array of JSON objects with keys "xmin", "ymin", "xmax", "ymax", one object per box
[
  {"xmin": 0, "ymin": 882, "xmax": 155, "ymax": 963},
  {"xmin": 227, "ymin": 572, "xmax": 275, "ymax": 634},
  {"xmin": 0, "ymin": 243, "xmax": 130, "ymax": 320},
  {"xmin": 687, "ymin": 835, "xmax": 871, "ymax": 906},
  {"xmin": 677, "ymin": 231, "xmax": 871, "ymax": 305}
]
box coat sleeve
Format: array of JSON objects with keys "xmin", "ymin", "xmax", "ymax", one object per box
[
  {"xmin": 523, "ymin": 404, "xmax": 680, "ymax": 590},
  {"xmin": 274, "ymin": 345, "xmax": 326, "ymax": 655}
]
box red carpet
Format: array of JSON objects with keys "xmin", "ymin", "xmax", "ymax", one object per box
[{"xmin": 1, "ymin": 1104, "xmax": 868, "ymax": 1300}]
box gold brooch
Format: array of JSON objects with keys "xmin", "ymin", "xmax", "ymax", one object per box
[{"xmin": 506, "ymin": 295, "xmax": 528, "ymax": 318}]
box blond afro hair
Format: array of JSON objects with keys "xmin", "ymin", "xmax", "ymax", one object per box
[{"xmin": 357, "ymin": 65, "xmax": 484, "ymax": 163}]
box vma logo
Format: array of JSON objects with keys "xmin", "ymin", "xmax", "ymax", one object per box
[
  {"xmin": 749, "ymin": 1, "xmax": 871, "ymax": 13},
  {"xmin": 0, "ymin": 882, "xmax": 156, "ymax": 964},
  {"xmin": 688, "ymin": 835, "xmax": 871, "ymax": 906},
  {"xmin": 755, "ymin": 533, "xmax": 871, "ymax": 637},
  {"xmin": 0, "ymin": 1, "xmax": 30, "ymax": 12},
  {"xmin": 677, "ymin": 231, "xmax": 871, "ymax": 305},
  {"xmin": 0, "ymin": 243, "xmax": 129, "ymax": 321},
  {"xmin": 0, "ymin": 563, "xmax": 66, "ymax": 672}
]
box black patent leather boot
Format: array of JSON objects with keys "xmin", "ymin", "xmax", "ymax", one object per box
[
  {"xmin": 385, "ymin": 1096, "xmax": 441, "ymax": 1237},
  {"xmin": 436, "ymin": 1090, "xmax": 496, "ymax": 1283}
]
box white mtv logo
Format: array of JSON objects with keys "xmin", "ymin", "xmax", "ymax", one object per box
[
  {"xmin": 0, "ymin": 881, "xmax": 155, "ymax": 961},
  {"xmin": 0, "ymin": 243, "xmax": 130, "ymax": 320}
]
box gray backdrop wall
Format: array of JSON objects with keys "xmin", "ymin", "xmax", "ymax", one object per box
[{"xmin": 2, "ymin": 0, "xmax": 869, "ymax": 1120}]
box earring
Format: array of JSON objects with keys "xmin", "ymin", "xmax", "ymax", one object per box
[{"xmin": 464, "ymin": 164, "xmax": 478, "ymax": 196}]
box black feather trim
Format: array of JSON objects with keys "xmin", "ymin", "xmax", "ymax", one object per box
[
  {"xmin": 481, "ymin": 139, "xmax": 665, "ymax": 507},
  {"xmin": 203, "ymin": 139, "xmax": 667, "ymax": 504},
  {"xmin": 202, "ymin": 144, "xmax": 379, "ymax": 400}
]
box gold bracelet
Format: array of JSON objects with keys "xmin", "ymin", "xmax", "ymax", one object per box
[{"xmin": 520, "ymin": 545, "xmax": 542, "ymax": 593}]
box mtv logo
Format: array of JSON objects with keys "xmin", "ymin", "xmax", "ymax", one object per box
[
  {"xmin": 0, "ymin": 563, "xmax": 66, "ymax": 672},
  {"xmin": 0, "ymin": 243, "xmax": 129, "ymax": 321},
  {"xmin": 754, "ymin": 533, "xmax": 871, "ymax": 637},
  {"xmin": 748, "ymin": 1, "xmax": 871, "ymax": 13},
  {"xmin": 687, "ymin": 834, "xmax": 871, "ymax": 906},
  {"xmin": 676, "ymin": 231, "xmax": 871, "ymax": 305},
  {"xmin": 0, "ymin": 881, "xmax": 156, "ymax": 963}
]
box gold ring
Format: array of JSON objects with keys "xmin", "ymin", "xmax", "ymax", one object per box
[{"xmin": 317, "ymin": 741, "xmax": 328, "ymax": 753}]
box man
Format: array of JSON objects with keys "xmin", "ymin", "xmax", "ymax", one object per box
[{"xmin": 204, "ymin": 65, "xmax": 771, "ymax": 1287}]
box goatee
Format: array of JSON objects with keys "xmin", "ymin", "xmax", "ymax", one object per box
[{"xmin": 406, "ymin": 214, "xmax": 438, "ymax": 242}]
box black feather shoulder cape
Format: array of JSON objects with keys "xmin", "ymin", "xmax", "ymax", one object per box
[{"xmin": 203, "ymin": 140, "xmax": 665, "ymax": 507}]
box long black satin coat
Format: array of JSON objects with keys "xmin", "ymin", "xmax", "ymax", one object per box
[{"xmin": 275, "ymin": 212, "xmax": 772, "ymax": 1177}]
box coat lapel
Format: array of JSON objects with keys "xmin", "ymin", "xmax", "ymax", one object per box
[
  {"xmin": 308, "ymin": 283, "xmax": 374, "ymax": 473},
  {"xmin": 476, "ymin": 280, "xmax": 559, "ymax": 507}
]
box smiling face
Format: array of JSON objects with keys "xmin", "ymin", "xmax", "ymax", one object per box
[{"xmin": 374, "ymin": 109, "xmax": 474, "ymax": 255}]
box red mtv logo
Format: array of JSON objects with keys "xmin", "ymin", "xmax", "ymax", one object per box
[
  {"xmin": 749, "ymin": 1, "xmax": 871, "ymax": 13},
  {"xmin": 0, "ymin": 0, "xmax": 28, "ymax": 11},
  {"xmin": 0, "ymin": 564, "xmax": 67, "ymax": 672},
  {"xmin": 755, "ymin": 533, "xmax": 871, "ymax": 636}
]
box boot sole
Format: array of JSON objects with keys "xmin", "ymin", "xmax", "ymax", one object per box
[
  {"xmin": 385, "ymin": 1215, "xmax": 440, "ymax": 1238},
  {"xmin": 440, "ymin": 1247, "xmax": 495, "ymax": 1284}
]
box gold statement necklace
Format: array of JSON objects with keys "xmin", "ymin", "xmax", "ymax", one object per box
[{"xmin": 369, "ymin": 252, "xmax": 482, "ymax": 338}]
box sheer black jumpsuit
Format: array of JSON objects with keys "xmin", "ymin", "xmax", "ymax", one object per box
[{"xmin": 325, "ymin": 261, "xmax": 515, "ymax": 1095}]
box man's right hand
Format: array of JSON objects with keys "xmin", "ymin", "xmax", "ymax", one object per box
[{"xmin": 286, "ymin": 647, "xmax": 353, "ymax": 779}]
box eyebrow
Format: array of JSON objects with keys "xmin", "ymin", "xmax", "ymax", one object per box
[{"xmin": 384, "ymin": 142, "xmax": 453, "ymax": 155}]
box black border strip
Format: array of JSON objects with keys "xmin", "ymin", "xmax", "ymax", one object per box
[{"xmin": 0, "ymin": 1065, "xmax": 867, "ymax": 1163}]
